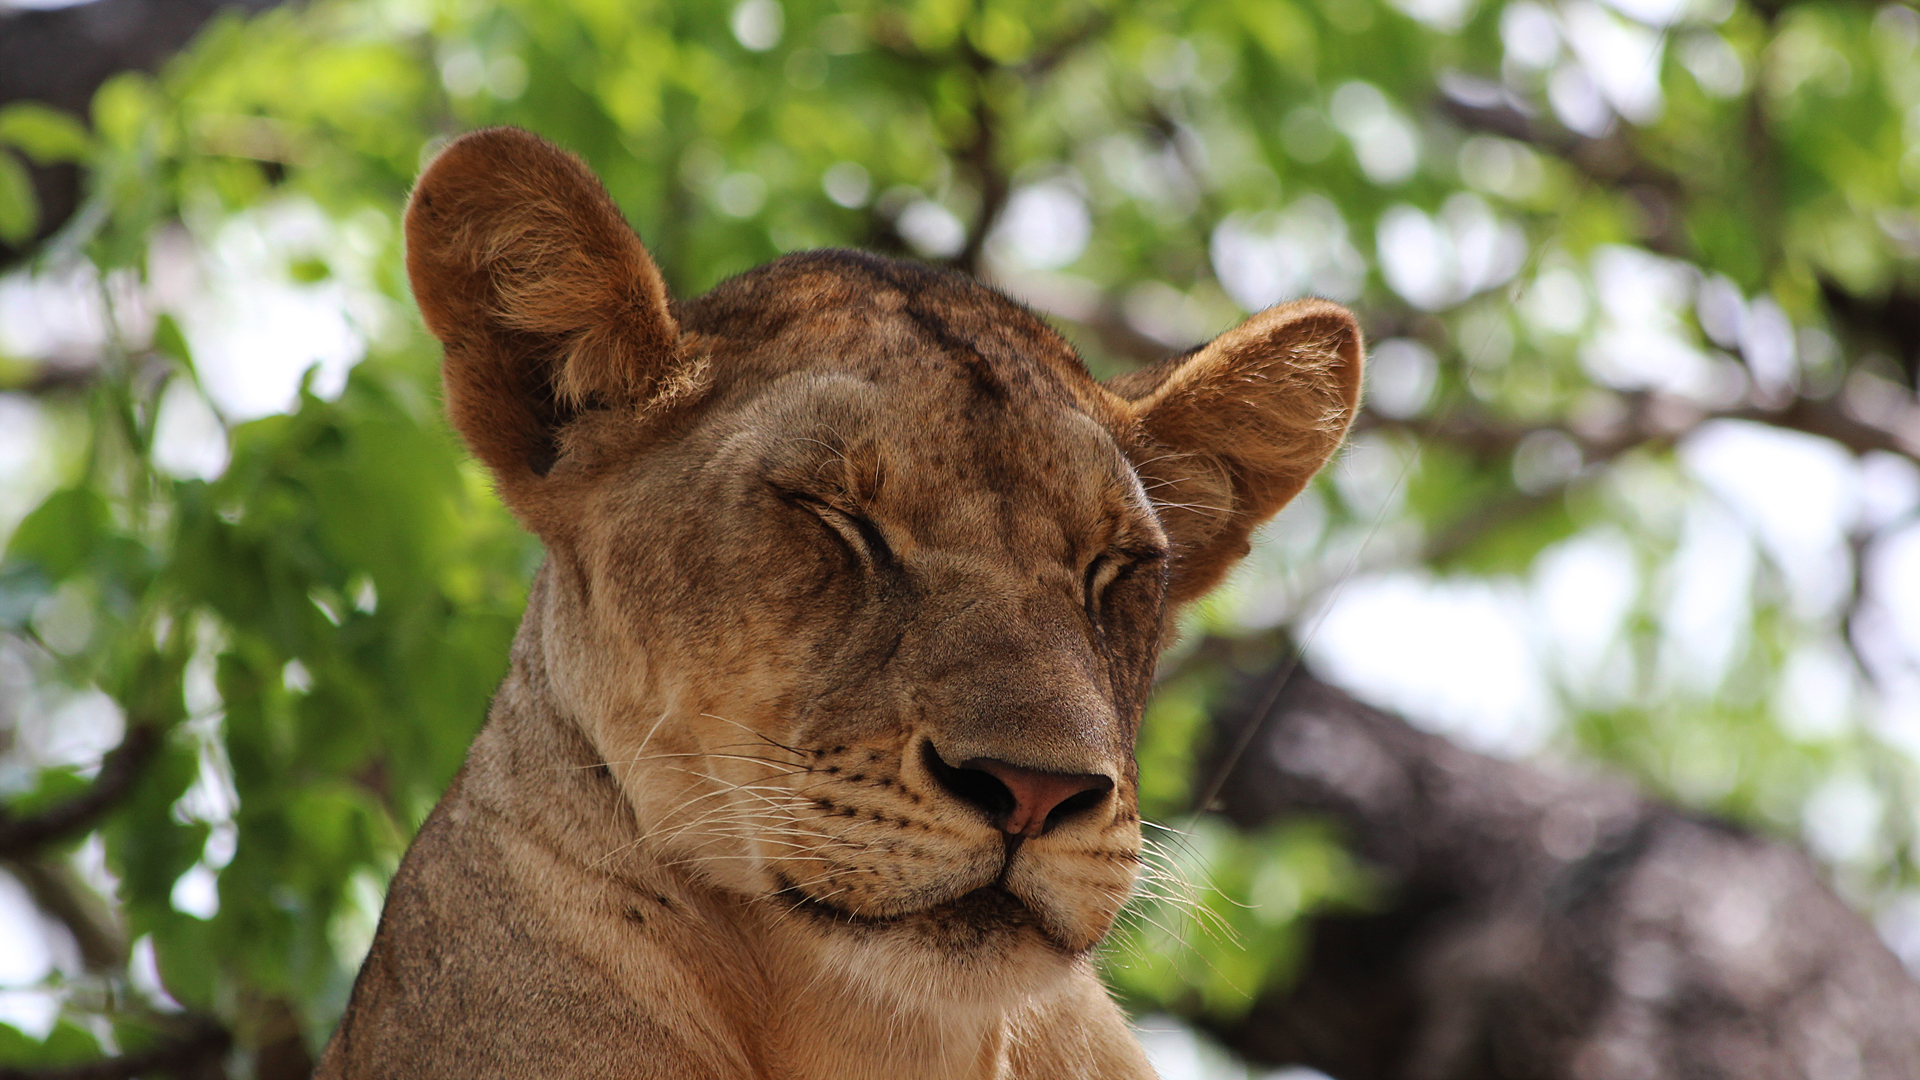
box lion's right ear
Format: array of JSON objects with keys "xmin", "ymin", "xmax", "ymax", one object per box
[
  {"xmin": 405, "ymin": 127, "xmax": 687, "ymax": 523},
  {"xmin": 1106, "ymin": 299, "xmax": 1363, "ymax": 607}
]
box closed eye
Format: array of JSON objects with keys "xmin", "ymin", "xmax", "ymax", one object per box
[
  {"xmin": 777, "ymin": 487, "xmax": 894, "ymax": 568},
  {"xmin": 1082, "ymin": 544, "xmax": 1166, "ymax": 614}
]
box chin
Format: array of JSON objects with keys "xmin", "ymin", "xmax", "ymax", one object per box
[{"xmin": 782, "ymin": 884, "xmax": 1099, "ymax": 1011}]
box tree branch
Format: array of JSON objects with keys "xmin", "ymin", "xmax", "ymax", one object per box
[
  {"xmin": 868, "ymin": 11, "xmax": 1112, "ymax": 279},
  {"xmin": 0, "ymin": 349, "xmax": 187, "ymax": 400},
  {"xmin": 2, "ymin": 858, "xmax": 125, "ymax": 971},
  {"xmin": 0, "ymin": 724, "xmax": 163, "ymax": 859},
  {"xmin": 953, "ymin": 42, "xmax": 1007, "ymax": 279},
  {"xmin": 1435, "ymin": 94, "xmax": 1682, "ymax": 195},
  {"xmin": 1232, "ymin": 386, "xmax": 1918, "ymax": 629},
  {"xmin": 1436, "ymin": 93, "xmax": 1690, "ymax": 256},
  {"xmin": 1360, "ymin": 387, "xmax": 1920, "ymax": 469},
  {"xmin": 1195, "ymin": 657, "xmax": 1920, "ymax": 1079},
  {"xmin": 1736, "ymin": 394, "xmax": 1920, "ymax": 461},
  {"xmin": 1015, "ymin": 13, "xmax": 1111, "ymax": 80},
  {"xmin": 2, "ymin": 358, "xmax": 104, "ymax": 397}
]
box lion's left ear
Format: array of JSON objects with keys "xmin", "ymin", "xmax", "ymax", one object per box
[
  {"xmin": 1106, "ymin": 299, "xmax": 1363, "ymax": 606},
  {"xmin": 405, "ymin": 127, "xmax": 689, "ymax": 533}
]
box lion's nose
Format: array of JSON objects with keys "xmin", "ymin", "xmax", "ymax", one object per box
[{"xmin": 922, "ymin": 743, "xmax": 1114, "ymax": 837}]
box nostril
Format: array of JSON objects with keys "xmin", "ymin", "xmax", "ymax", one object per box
[
  {"xmin": 921, "ymin": 741, "xmax": 1017, "ymax": 822},
  {"xmin": 920, "ymin": 742, "xmax": 1113, "ymax": 838},
  {"xmin": 1043, "ymin": 783, "xmax": 1112, "ymax": 832}
]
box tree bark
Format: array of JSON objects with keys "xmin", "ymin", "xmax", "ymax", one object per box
[{"xmin": 1200, "ymin": 659, "xmax": 1920, "ymax": 1080}]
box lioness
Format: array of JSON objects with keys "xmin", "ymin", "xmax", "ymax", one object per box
[{"xmin": 316, "ymin": 127, "xmax": 1361, "ymax": 1080}]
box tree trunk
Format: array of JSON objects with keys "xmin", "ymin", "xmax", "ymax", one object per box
[{"xmin": 1201, "ymin": 660, "xmax": 1920, "ymax": 1080}]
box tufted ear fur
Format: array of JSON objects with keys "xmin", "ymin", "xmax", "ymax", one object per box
[
  {"xmin": 1107, "ymin": 298, "xmax": 1363, "ymax": 606},
  {"xmin": 405, "ymin": 126, "xmax": 697, "ymax": 532}
]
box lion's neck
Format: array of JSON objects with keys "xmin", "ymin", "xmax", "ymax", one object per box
[
  {"xmin": 731, "ymin": 923, "xmax": 1015, "ymax": 1079},
  {"xmin": 460, "ymin": 591, "xmax": 1035, "ymax": 1080}
]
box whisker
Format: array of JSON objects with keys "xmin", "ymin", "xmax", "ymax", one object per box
[
  {"xmin": 1148, "ymin": 499, "xmax": 1232, "ymax": 515},
  {"xmin": 697, "ymin": 712, "xmax": 816, "ymax": 759}
]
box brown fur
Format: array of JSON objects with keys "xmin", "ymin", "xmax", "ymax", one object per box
[{"xmin": 316, "ymin": 127, "xmax": 1362, "ymax": 1080}]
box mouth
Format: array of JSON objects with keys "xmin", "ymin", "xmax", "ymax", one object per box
[
  {"xmin": 771, "ymin": 876, "xmax": 1032, "ymax": 928},
  {"xmin": 777, "ymin": 878, "xmax": 1079, "ymax": 955}
]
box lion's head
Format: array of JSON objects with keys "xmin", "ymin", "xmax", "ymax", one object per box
[{"xmin": 403, "ymin": 128, "xmax": 1360, "ymax": 999}]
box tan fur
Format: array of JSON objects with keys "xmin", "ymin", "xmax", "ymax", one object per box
[{"xmin": 316, "ymin": 127, "xmax": 1362, "ymax": 1080}]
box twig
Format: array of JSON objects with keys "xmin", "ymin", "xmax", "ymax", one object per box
[
  {"xmin": 870, "ymin": 8, "xmax": 1112, "ymax": 278},
  {"xmin": 1435, "ymin": 94, "xmax": 1681, "ymax": 195},
  {"xmin": 1359, "ymin": 389, "xmax": 1920, "ymax": 468},
  {"xmin": 953, "ymin": 41, "xmax": 1008, "ymax": 278},
  {"xmin": 0, "ymin": 724, "xmax": 164, "ymax": 858},
  {"xmin": 1017, "ymin": 12, "xmax": 1110, "ymax": 80},
  {"xmin": 2, "ymin": 858, "xmax": 125, "ymax": 970},
  {"xmin": 1435, "ymin": 94, "xmax": 1690, "ymax": 256},
  {"xmin": 4, "ymin": 359, "xmax": 103, "ymax": 397}
]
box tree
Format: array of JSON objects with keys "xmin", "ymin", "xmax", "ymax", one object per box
[
  {"xmin": 1201, "ymin": 653, "xmax": 1920, "ymax": 1077},
  {"xmin": 0, "ymin": 0, "xmax": 1917, "ymax": 1075}
]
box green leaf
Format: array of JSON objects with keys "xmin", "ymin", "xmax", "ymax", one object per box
[
  {"xmin": 0, "ymin": 1018, "xmax": 104, "ymax": 1066},
  {"xmin": 105, "ymin": 736, "xmax": 207, "ymax": 922},
  {"xmin": 152, "ymin": 313, "xmax": 197, "ymax": 374},
  {"xmin": 152, "ymin": 917, "xmax": 220, "ymax": 1010},
  {"xmin": 1433, "ymin": 496, "xmax": 1580, "ymax": 576},
  {"xmin": 112, "ymin": 645, "xmax": 191, "ymax": 731},
  {"xmin": 3, "ymin": 765, "xmax": 92, "ymax": 819},
  {"xmin": 0, "ymin": 148, "xmax": 37, "ymax": 245},
  {"xmin": 6, "ymin": 488, "xmax": 111, "ymax": 581},
  {"xmin": 1135, "ymin": 674, "xmax": 1212, "ymax": 819},
  {"xmin": 288, "ymin": 256, "xmax": 332, "ymax": 283},
  {"xmin": 0, "ymin": 102, "xmax": 94, "ymax": 164},
  {"xmin": 0, "ymin": 1025, "xmax": 37, "ymax": 1065},
  {"xmin": 90, "ymin": 72, "xmax": 159, "ymax": 149},
  {"xmin": 1102, "ymin": 819, "xmax": 1373, "ymax": 1018},
  {"xmin": 0, "ymin": 561, "xmax": 53, "ymax": 629}
]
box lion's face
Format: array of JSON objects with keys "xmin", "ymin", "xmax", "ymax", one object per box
[
  {"xmin": 404, "ymin": 129, "xmax": 1361, "ymax": 992},
  {"xmin": 546, "ymin": 275, "xmax": 1169, "ymax": 961}
]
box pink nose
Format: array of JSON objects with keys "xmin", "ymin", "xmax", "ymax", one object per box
[{"xmin": 960, "ymin": 758, "xmax": 1114, "ymax": 838}]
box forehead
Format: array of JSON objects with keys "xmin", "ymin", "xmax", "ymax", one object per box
[
  {"xmin": 681, "ymin": 249, "xmax": 1103, "ymax": 409},
  {"xmin": 732, "ymin": 371, "xmax": 1143, "ymax": 556},
  {"xmin": 681, "ymin": 251, "xmax": 1146, "ymax": 548}
]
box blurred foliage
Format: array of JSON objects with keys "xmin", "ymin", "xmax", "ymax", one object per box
[{"xmin": 2, "ymin": 0, "xmax": 1919, "ymax": 1071}]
